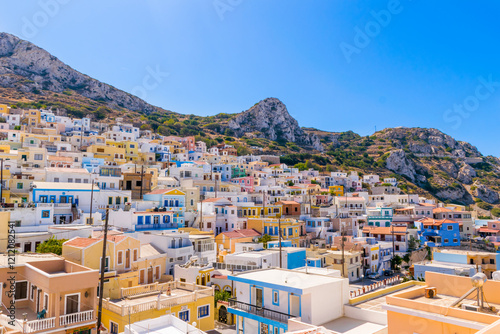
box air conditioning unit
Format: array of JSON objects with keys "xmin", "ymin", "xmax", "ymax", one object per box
[
  {"xmin": 424, "ymin": 287, "xmax": 437, "ymax": 298},
  {"xmin": 462, "ymin": 304, "xmax": 480, "ymax": 312}
]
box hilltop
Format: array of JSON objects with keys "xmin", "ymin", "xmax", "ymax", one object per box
[{"xmin": 1, "ymin": 32, "xmax": 499, "ymax": 211}]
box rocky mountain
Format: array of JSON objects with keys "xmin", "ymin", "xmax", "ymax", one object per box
[
  {"xmin": 1, "ymin": 32, "xmax": 499, "ymax": 211},
  {"xmin": 228, "ymin": 98, "xmax": 323, "ymax": 151},
  {"xmin": 0, "ymin": 32, "xmax": 163, "ymax": 114}
]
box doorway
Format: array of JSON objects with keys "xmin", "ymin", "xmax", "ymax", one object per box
[{"xmin": 65, "ymin": 294, "xmax": 79, "ymax": 314}]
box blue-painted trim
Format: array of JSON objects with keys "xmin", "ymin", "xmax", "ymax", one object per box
[
  {"xmin": 229, "ymin": 276, "xmax": 302, "ymax": 295},
  {"xmin": 272, "ymin": 290, "xmax": 279, "ymax": 306},
  {"xmin": 41, "ymin": 210, "xmax": 50, "ymax": 218},
  {"xmin": 227, "ymin": 308, "xmax": 288, "ymax": 331}
]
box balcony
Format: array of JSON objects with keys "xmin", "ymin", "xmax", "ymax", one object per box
[
  {"xmin": 228, "ymin": 298, "xmax": 292, "ymax": 324},
  {"xmin": 135, "ymin": 223, "xmax": 177, "ymax": 231},
  {"xmin": 166, "ymin": 245, "xmax": 193, "ymax": 258},
  {"xmin": 25, "ymin": 317, "xmax": 56, "ymax": 333},
  {"xmin": 59, "ymin": 310, "xmax": 94, "ymax": 326}
]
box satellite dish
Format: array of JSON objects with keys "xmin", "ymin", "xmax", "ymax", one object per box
[{"xmin": 253, "ymin": 237, "xmax": 259, "ymax": 243}]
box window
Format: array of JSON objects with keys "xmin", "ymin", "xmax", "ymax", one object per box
[
  {"xmin": 108, "ymin": 197, "xmax": 113, "ymax": 205},
  {"xmin": 117, "ymin": 251, "xmax": 123, "ymax": 265},
  {"xmin": 54, "ymin": 177, "xmax": 59, "ymax": 182},
  {"xmin": 133, "ymin": 249, "xmax": 138, "ymax": 261},
  {"xmin": 15, "ymin": 281, "xmax": 28, "ymax": 300},
  {"xmin": 444, "ymin": 239, "xmax": 449, "ymax": 244},
  {"xmin": 491, "ymin": 258, "xmax": 496, "ymax": 265},
  {"xmin": 447, "ymin": 225, "xmax": 453, "ymax": 230},
  {"xmin": 179, "ymin": 310, "xmax": 189, "ymax": 322},
  {"xmin": 34, "ymin": 154, "xmax": 43, "ymax": 160},
  {"xmin": 453, "ymin": 239, "xmax": 458, "ymax": 243},
  {"xmin": 124, "ymin": 197, "xmax": 128, "ymax": 203},
  {"xmin": 155, "ymin": 266, "xmax": 160, "ymax": 280},
  {"xmin": 115, "ymin": 197, "xmax": 121, "ymax": 205},
  {"xmin": 41, "ymin": 210, "xmax": 50, "ymax": 218},
  {"xmin": 272, "ymin": 290, "xmax": 279, "ymax": 306},
  {"xmin": 68, "ymin": 178, "xmax": 73, "ymax": 183},
  {"xmin": 17, "ymin": 183, "xmax": 23, "ymax": 189},
  {"xmin": 110, "ymin": 321, "xmax": 119, "ymax": 334},
  {"xmin": 198, "ymin": 305, "xmax": 210, "ymax": 319}
]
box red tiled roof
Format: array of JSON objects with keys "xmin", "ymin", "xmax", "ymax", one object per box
[
  {"xmin": 278, "ymin": 201, "xmax": 300, "ymax": 205},
  {"xmin": 203, "ymin": 198, "xmax": 226, "ymax": 203},
  {"xmin": 478, "ymin": 227, "xmax": 500, "ymax": 234},
  {"xmin": 362, "ymin": 226, "xmax": 407, "ymax": 235},
  {"xmin": 145, "ymin": 189, "xmax": 170, "ymax": 195},
  {"xmin": 64, "ymin": 237, "xmax": 99, "ymax": 248},
  {"xmin": 220, "ymin": 229, "xmax": 261, "ymax": 239},
  {"xmin": 433, "ymin": 207, "xmax": 452, "ymax": 213}
]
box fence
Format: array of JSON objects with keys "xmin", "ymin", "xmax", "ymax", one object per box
[{"xmin": 349, "ymin": 275, "xmax": 401, "ymax": 298}]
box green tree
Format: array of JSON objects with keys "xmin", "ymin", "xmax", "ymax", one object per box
[
  {"xmin": 391, "ymin": 255, "xmax": 403, "ymax": 270},
  {"xmin": 258, "ymin": 234, "xmax": 273, "ymax": 248},
  {"xmin": 36, "ymin": 237, "xmax": 67, "ymax": 255},
  {"xmin": 491, "ymin": 208, "xmax": 500, "ymax": 217},
  {"xmin": 214, "ymin": 290, "xmax": 231, "ymax": 306}
]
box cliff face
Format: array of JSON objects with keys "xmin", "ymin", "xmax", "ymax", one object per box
[
  {"xmin": 377, "ymin": 128, "xmax": 499, "ymax": 205},
  {"xmin": 0, "ymin": 32, "xmax": 160, "ymax": 113},
  {"xmin": 228, "ymin": 98, "xmax": 323, "ymax": 151}
]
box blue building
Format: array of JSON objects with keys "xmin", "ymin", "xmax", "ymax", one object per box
[
  {"xmin": 367, "ymin": 207, "xmax": 393, "ymax": 227},
  {"xmin": 82, "ymin": 157, "xmax": 105, "ymax": 173},
  {"xmin": 415, "ymin": 218, "xmax": 462, "ymax": 247},
  {"xmin": 228, "ymin": 268, "xmax": 349, "ymax": 333},
  {"xmin": 143, "ymin": 188, "xmax": 186, "ymax": 228}
]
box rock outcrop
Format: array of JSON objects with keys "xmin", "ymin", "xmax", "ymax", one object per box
[
  {"xmin": 457, "ymin": 163, "xmax": 477, "ymax": 184},
  {"xmin": 385, "ymin": 149, "xmax": 417, "ymax": 182},
  {"xmin": 0, "ymin": 32, "xmax": 160, "ymax": 113},
  {"xmin": 228, "ymin": 98, "xmax": 323, "ymax": 151},
  {"xmin": 473, "ymin": 183, "xmax": 499, "ymax": 204}
]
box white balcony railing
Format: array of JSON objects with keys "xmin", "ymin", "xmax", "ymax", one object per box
[
  {"xmin": 59, "ymin": 310, "xmax": 94, "ymax": 326},
  {"xmin": 25, "ymin": 317, "xmax": 56, "ymax": 333}
]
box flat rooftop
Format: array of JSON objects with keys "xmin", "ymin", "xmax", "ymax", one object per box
[
  {"xmin": 321, "ymin": 317, "xmax": 386, "ymax": 334},
  {"xmin": 229, "ymin": 268, "xmax": 344, "ymax": 290},
  {"xmin": 0, "ymin": 253, "xmax": 60, "ymax": 267}
]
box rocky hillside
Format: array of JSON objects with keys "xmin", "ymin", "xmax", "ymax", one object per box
[
  {"xmin": 227, "ymin": 98, "xmax": 323, "ymax": 151},
  {"xmin": 0, "ymin": 32, "xmax": 164, "ymax": 114},
  {"xmin": 1, "ymin": 32, "xmax": 499, "ymax": 211}
]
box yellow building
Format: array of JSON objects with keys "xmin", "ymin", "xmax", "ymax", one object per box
[
  {"xmin": 22, "ymin": 109, "xmax": 41, "ymax": 127},
  {"xmin": 0, "ymin": 211, "xmax": 11, "ymax": 252},
  {"xmin": 247, "ymin": 218, "xmax": 301, "ymax": 247},
  {"xmin": 237, "ymin": 204, "xmax": 282, "ymax": 219},
  {"xmin": 101, "ymin": 281, "xmax": 214, "ymax": 333},
  {"xmin": 0, "ymin": 104, "xmax": 9, "ymax": 114},
  {"xmin": 329, "ymin": 185, "xmax": 344, "ymax": 196},
  {"xmin": 62, "ymin": 235, "xmax": 168, "ymax": 299},
  {"xmin": 87, "ymin": 144, "xmax": 127, "ymax": 164},
  {"xmin": 384, "ymin": 272, "xmax": 500, "ymax": 333}
]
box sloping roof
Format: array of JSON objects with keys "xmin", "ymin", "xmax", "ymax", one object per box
[
  {"xmin": 433, "ymin": 207, "xmax": 452, "ymax": 213},
  {"xmin": 145, "ymin": 188, "xmax": 170, "ymax": 195},
  {"xmin": 220, "ymin": 229, "xmax": 261, "ymax": 239},
  {"xmin": 362, "ymin": 226, "xmax": 407, "ymax": 235},
  {"xmin": 140, "ymin": 243, "xmax": 163, "ymax": 257},
  {"xmin": 64, "ymin": 237, "xmax": 99, "ymax": 248}
]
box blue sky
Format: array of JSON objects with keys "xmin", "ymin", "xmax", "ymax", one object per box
[{"xmin": 1, "ymin": 0, "xmax": 500, "ymax": 156}]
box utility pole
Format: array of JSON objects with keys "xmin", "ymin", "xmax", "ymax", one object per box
[
  {"xmin": 167, "ymin": 154, "xmax": 170, "ymax": 176},
  {"xmin": 97, "ymin": 206, "xmax": 109, "ymax": 334},
  {"xmin": 139, "ymin": 165, "xmax": 144, "ymax": 200},
  {"xmin": 200, "ymin": 193, "xmax": 203, "ymax": 229},
  {"xmin": 262, "ymin": 191, "xmax": 266, "ymax": 218},
  {"xmin": 0, "ymin": 158, "xmax": 3, "ymax": 205},
  {"xmin": 279, "ymin": 217, "xmax": 282, "ymax": 269},
  {"xmin": 89, "ymin": 179, "xmax": 94, "ymax": 225},
  {"xmin": 215, "ymin": 178, "xmax": 218, "ymax": 198},
  {"xmin": 341, "ymin": 222, "xmax": 345, "ymax": 278},
  {"xmin": 391, "ymin": 225, "xmax": 395, "ymax": 270}
]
